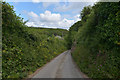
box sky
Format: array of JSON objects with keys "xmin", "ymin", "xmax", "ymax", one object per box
[{"xmin": 8, "ymin": 1, "xmax": 96, "ymax": 30}]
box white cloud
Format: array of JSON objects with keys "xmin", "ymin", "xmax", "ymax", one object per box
[
  {"xmin": 26, "ymin": 22, "xmax": 37, "ymax": 27},
  {"xmin": 62, "ymin": 14, "xmax": 71, "ymax": 19},
  {"xmin": 42, "ymin": 2, "xmax": 52, "ymax": 8},
  {"xmin": 28, "ymin": 11, "xmax": 38, "ymax": 18},
  {"xmin": 31, "ymin": 0, "xmax": 68, "ymax": 3},
  {"xmin": 32, "ymin": 0, "xmax": 41, "ymax": 3},
  {"xmin": 58, "ymin": 18, "xmax": 75, "ymax": 29},
  {"xmin": 54, "ymin": 2, "xmax": 95, "ymax": 13},
  {"xmin": 40, "ymin": 10, "xmax": 61, "ymax": 22},
  {"xmin": 25, "ymin": 10, "xmax": 80, "ymax": 30},
  {"xmin": 42, "ymin": 2, "xmax": 60, "ymax": 8},
  {"xmin": 74, "ymin": 14, "xmax": 81, "ymax": 22}
]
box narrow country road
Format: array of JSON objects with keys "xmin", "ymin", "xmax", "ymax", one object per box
[{"xmin": 32, "ymin": 50, "xmax": 84, "ymax": 78}]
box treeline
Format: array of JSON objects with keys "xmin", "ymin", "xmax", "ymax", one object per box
[
  {"xmin": 2, "ymin": 2, "xmax": 67, "ymax": 78},
  {"xmin": 67, "ymin": 2, "xmax": 120, "ymax": 78}
]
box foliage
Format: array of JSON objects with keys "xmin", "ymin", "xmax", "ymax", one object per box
[
  {"xmin": 0, "ymin": 1, "xmax": 2, "ymax": 79},
  {"xmin": 2, "ymin": 2, "xmax": 67, "ymax": 79},
  {"xmin": 66, "ymin": 21, "xmax": 82, "ymax": 49},
  {"xmin": 67, "ymin": 2, "xmax": 120, "ymax": 78},
  {"xmin": 81, "ymin": 5, "xmax": 92, "ymax": 22}
]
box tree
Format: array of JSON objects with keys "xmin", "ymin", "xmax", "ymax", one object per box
[{"xmin": 81, "ymin": 5, "xmax": 92, "ymax": 22}]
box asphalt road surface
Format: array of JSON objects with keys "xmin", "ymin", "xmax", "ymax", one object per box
[{"xmin": 32, "ymin": 50, "xmax": 83, "ymax": 78}]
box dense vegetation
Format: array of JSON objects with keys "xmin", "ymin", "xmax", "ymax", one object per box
[
  {"xmin": 2, "ymin": 1, "xmax": 120, "ymax": 79},
  {"xmin": 2, "ymin": 2, "xmax": 67, "ymax": 78},
  {"xmin": 0, "ymin": 1, "xmax": 2, "ymax": 79},
  {"xmin": 67, "ymin": 2, "xmax": 120, "ymax": 78}
]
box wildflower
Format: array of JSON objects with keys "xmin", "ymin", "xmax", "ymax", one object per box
[
  {"xmin": 7, "ymin": 76, "xmax": 10, "ymax": 78},
  {"xmin": 3, "ymin": 50, "xmax": 6, "ymax": 53},
  {"xmin": 117, "ymin": 42, "xmax": 120, "ymax": 45}
]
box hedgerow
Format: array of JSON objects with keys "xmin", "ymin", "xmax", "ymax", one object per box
[
  {"xmin": 2, "ymin": 2, "xmax": 67, "ymax": 78},
  {"xmin": 68, "ymin": 2, "xmax": 120, "ymax": 78}
]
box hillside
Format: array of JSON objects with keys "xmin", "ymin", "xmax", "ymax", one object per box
[{"xmin": 2, "ymin": 2, "xmax": 67, "ymax": 78}]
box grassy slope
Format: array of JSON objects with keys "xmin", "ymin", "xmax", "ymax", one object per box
[{"xmin": 3, "ymin": 26, "xmax": 68, "ymax": 78}]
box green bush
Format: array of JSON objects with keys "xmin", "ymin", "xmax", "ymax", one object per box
[
  {"xmin": 2, "ymin": 2, "xmax": 67, "ymax": 79},
  {"xmin": 67, "ymin": 2, "xmax": 120, "ymax": 78}
]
